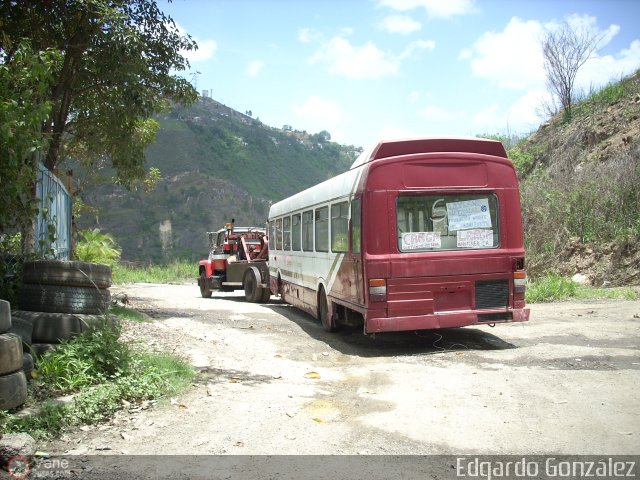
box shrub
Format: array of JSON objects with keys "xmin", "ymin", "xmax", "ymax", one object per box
[{"xmin": 74, "ymin": 228, "xmax": 122, "ymax": 266}]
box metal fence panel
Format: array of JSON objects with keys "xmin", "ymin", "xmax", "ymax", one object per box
[{"xmin": 34, "ymin": 163, "xmax": 72, "ymax": 260}]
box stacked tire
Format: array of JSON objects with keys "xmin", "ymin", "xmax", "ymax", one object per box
[
  {"xmin": 0, "ymin": 300, "xmax": 28, "ymax": 410},
  {"xmin": 15, "ymin": 261, "xmax": 112, "ymax": 358}
]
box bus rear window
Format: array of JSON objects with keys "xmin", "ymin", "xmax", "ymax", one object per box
[{"xmin": 397, "ymin": 194, "xmax": 499, "ymax": 252}]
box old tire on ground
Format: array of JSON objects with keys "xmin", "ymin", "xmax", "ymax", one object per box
[
  {"xmin": 0, "ymin": 371, "xmax": 27, "ymax": 410},
  {"xmin": 29, "ymin": 343, "xmax": 58, "ymax": 361},
  {"xmin": 0, "ymin": 299, "xmax": 10, "ymax": 333},
  {"xmin": 243, "ymin": 268, "xmax": 262, "ymax": 303},
  {"xmin": 18, "ymin": 284, "xmax": 110, "ymax": 314},
  {"xmin": 0, "ymin": 333, "xmax": 23, "ymax": 376},
  {"xmin": 22, "ymin": 260, "xmax": 112, "ymax": 288},
  {"xmin": 11, "ymin": 310, "xmax": 115, "ymax": 344},
  {"xmin": 77, "ymin": 314, "xmax": 120, "ymax": 334},
  {"xmin": 199, "ymin": 270, "xmax": 212, "ymax": 298},
  {"xmin": 22, "ymin": 352, "xmax": 34, "ymax": 380},
  {"xmin": 9, "ymin": 315, "xmax": 33, "ymax": 346},
  {"xmin": 318, "ymin": 289, "xmax": 338, "ymax": 333}
]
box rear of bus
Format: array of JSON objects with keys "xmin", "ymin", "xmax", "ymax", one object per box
[{"xmin": 359, "ymin": 138, "xmax": 529, "ymax": 333}]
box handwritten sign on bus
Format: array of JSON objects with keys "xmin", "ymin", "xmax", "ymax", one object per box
[
  {"xmin": 446, "ymin": 198, "xmax": 492, "ymax": 231},
  {"xmin": 401, "ymin": 232, "xmax": 441, "ymax": 250},
  {"xmin": 457, "ymin": 229, "xmax": 494, "ymax": 248}
]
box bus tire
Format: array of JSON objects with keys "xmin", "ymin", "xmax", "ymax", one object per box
[
  {"xmin": 0, "ymin": 333, "xmax": 23, "ymax": 376},
  {"xmin": 318, "ymin": 289, "xmax": 338, "ymax": 333},
  {"xmin": 0, "ymin": 371, "xmax": 27, "ymax": 410},
  {"xmin": 199, "ymin": 270, "xmax": 212, "ymax": 298},
  {"xmin": 0, "ymin": 299, "xmax": 10, "ymax": 333},
  {"xmin": 22, "ymin": 260, "xmax": 112, "ymax": 289},
  {"xmin": 243, "ymin": 268, "xmax": 262, "ymax": 303}
]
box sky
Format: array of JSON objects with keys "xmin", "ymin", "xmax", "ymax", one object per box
[{"xmin": 162, "ymin": 0, "xmax": 640, "ymax": 149}]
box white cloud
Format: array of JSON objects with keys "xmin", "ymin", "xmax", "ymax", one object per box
[
  {"xmin": 577, "ymin": 39, "xmax": 640, "ymax": 90},
  {"xmin": 465, "ymin": 17, "xmax": 546, "ymax": 90},
  {"xmin": 376, "ymin": 0, "xmax": 477, "ymax": 19},
  {"xmin": 298, "ymin": 28, "xmax": 316, "ymax": 43},
  {"xmin": 379, "ymin": 14, "xmax": 422, "ymax": 34},
  {"xmin": 471, "ymin": 104, "xmax": 502, "ymax": 128},
  {"xmin": 246, "ymin": 60, "xmax": 264, "ymax": 77},
  {"xmin": 310, "ymin": 36, "xmax": 398, "ymax": 79},
  {"xmin": 175, "ymin": 22, "xmax": 217, "ymax": 62},
  {"xmin": 400, "ymin": 39, "xmax": 436, "ymax": 58},
  {"xmin": 292, "ymin": 96, "xmax": 346, "ymax": 140},
  {"xmin": 470, "ymin": 90, "xmax": 553, "ymax": 134},
  {"xmin": 418, "ymin": 105, "xmax": 457, "ymax": 121},
  {"xmin": 464, "ymin": 14, "xmax": 638, "ymax": 94}
]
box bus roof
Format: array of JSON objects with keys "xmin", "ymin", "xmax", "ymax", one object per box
[
  {"xmin": 350, "ymin": 136, "xmax": 508, "ymax": 169},
  {"xmin": 270, "ymin": 137, "xmax": 511, "ymax": 218}
]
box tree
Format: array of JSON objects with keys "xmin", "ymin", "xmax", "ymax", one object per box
[
  {"xmin": 0, "ymin": 41, "xmax": 59, "ymax": 232},
  {"xmin": 541, "ymin": 21, "xmax": 602, "ymax": 119},
  {"xmin": 311, "ymin": 130, "xmax": 331, "ymax": 144},
  {"xmin": 0, "ymin": 0, "xmax": 198, "ymax": 188}
]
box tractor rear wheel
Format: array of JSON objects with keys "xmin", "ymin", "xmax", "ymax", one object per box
[
  {"xmin": 199, "ymin": 271, "xmax": 212, "ymax": 298},
  {"xmin": 243, "ymin": 269, "xmax": 262, "ymax": 303}
]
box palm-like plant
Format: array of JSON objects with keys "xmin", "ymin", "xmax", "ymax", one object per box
[{"xmin": 74, "ymin": 229, "xmax": 121, "ymax": 266}]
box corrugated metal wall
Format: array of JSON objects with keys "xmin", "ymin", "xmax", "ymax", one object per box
[{"xmin": 34, "ymin": 164, "xmax": 72, "ymax": 260}]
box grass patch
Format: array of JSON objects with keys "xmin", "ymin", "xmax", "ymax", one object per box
[
  {"xmin": 0, "ymin": 317, "xmax": 194, "ymax": 439},
  {"xmin": 526, "ymin": 274, "xmax": 577, "ymax": 303},
  {"xmin": 527, "ymin": 274, "xmax": 639, "ymax": 303},
  {"xmin": 574, "ymin": 285, "xmax": 638, "ymax": 301},
  {"xmin": 110, "ymin": 305, "xmax": 149, "ymax": 322},
  {"xmin": 113, "ymin": 260, "xmax": 194, "ymax": 285}
]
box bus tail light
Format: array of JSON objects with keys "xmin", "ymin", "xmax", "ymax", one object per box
[
  {"xmin": 513, "ymin": 271, "xmax": 527, "ymax": 294},
  {"xmin": 369, "ymin": 279, "xmax": 387, "ymax": 302}
]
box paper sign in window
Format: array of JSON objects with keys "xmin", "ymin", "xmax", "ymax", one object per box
[
  {"xmin": 456, "ymin": 229, "xmax": 494, "ymax": 248},
  {"xmin": 446, "ymin": 198, "xmax": 492, "ymax": 231},
  {"xmin": 402, "ymin": 232, "xmax": 441, "ymax": 250}
]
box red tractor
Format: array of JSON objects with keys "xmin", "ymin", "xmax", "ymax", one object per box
[{"xmin": 197, "ymin": 220, "xmax": 270, "ymax": 302}]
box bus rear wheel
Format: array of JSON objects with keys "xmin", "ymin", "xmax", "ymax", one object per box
[{"xmin": 318, "ymin": 289, "xmax": 338, "ymax": 332}]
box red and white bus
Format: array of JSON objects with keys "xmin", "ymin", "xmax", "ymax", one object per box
[{"xmin": 268, "ymin": 137, "xmax": 529, "ymax": 333}]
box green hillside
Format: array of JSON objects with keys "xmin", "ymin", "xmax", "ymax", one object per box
[{"xmin": 74, "ymin": 97, "xmax": 360, "ymax": 262}]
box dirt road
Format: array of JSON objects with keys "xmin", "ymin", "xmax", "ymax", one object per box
[{"xmin": 43, "ymin": 283, "xmax": 640, "ymax": 456}]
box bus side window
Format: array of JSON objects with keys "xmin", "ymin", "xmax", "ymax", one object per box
[
  {"xmin": 302, "ymin": 210, "xmax": 313, "ymax": 251},
  {"xmin": 315, "ymin": 206, "xmax": 329, "ymax": 252},
  {"xmin": 350, "ymin": 198, "xmax": 361, "ymax": 254},
  {"xmin": 283, "ymin": 216, "xmax": 291, "ymax": 250},
  {"xmin": 275, "ymin": 218, "xmax": 283, "ymax": 250},
  {"xmin": 292, "ymin": 213, "xmax": 301, "ymax": 251},
  {"xmin": 269, "ymin": 221, "xmax": 276, "ymax": 250},
  {"xmin": 331, "ymin": 202, "xmax": 349, "ymax": 253}
]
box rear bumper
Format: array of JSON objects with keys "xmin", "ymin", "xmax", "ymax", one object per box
[{"xmin": 365, "ymin": 307, "xmax": 529, "ymax": 334}]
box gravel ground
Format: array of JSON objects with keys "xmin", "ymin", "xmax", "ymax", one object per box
[{"xmin": 39, "ymin": 283, "xmax": 640, "ymax": 463}]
